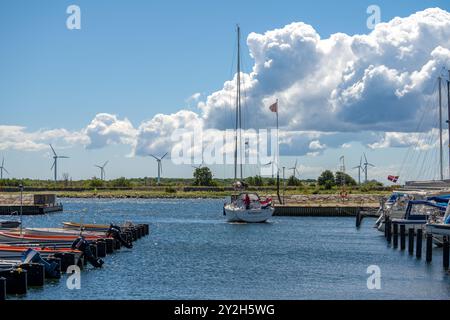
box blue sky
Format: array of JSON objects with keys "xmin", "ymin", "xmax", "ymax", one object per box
[{"xmin": 1, "ymin": 0, "xmax": 450, "ymax": 182}]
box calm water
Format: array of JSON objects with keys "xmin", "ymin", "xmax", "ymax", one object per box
[{"xmin": 10, "ymin": 198, "xmax": 450, "ymax": 300}]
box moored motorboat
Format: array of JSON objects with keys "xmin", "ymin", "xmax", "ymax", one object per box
[
  {"xmin": 6, "ymin": 227, "xmax": 106, "ymax": 237},
  {"xmin": 390, "ymin": 199, "xmax": 447, "ymax": 234},
  {"xmin": 0, "ymin": 230, "xmax": 106, "ymax": 244},
  {"xmin": 63, "ymin": 221, "xmax": 113, "ymax": 232},
  {"xmin": 0, "ymin": 220, "xmax": 21, "ymax": 229},
  {"xmin": 0, "ymin": 244, "xmax": 82, "ymax": 260}
]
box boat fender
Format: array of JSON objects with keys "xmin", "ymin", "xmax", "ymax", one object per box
[
  {"xmin": 21, "ymin": 248, "xmax": 60, "ymax": 278},
  {"xmin": 71, "ymin": 237, "xmax": 104, "ymax": 268}
]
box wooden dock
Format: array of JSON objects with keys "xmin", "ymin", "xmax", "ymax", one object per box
[
  {"xmin": 274, "ymin": 205, "xmax": 379, "ymax": 217},
  {"xmin": 0, "ymin": 204, "xmax": 63, "ymax": 215},
  {"xmin": 0, "ymin": 193, "xmax": 63, "ymax": 215}
]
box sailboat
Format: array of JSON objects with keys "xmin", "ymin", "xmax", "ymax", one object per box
[{"xmin": 223, "ymin": 25, "xmax": 274, "ymax": 223}]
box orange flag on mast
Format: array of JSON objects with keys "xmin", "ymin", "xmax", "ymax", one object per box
[{"xmin": 269, "ymin": 101, "xmax": 278, "ymax": 113}]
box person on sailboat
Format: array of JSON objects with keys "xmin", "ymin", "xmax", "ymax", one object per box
[{"xmin": 244, "ymin": 193, "xmax": 251, "ymax": 210}]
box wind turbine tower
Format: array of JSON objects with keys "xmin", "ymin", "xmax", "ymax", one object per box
[
  {"xmin": 0, "ymin": 157, "xmax": 9, "ymax": 179},
  {"xmin": 363, "ymin": 153, "xmax": 375, "ymax": 183},
  {"xmin": 49, "ymin": 144, "xmax": 69, "ymax": 182},
  {"xmin": 95, "ymin": 161, "xmax": 109, "ymax": 180},
  {"xmin": 150, "ymin": 152, "xmax": 168, "ymax": 185},
  {"xmin": 352, "ymin": 157, "xmax": 364, "ymax": 185}
]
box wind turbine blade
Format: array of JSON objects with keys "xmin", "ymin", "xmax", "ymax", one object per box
[
  {"xmin": 161, "ymin": 152, "xmax": 168, "ymax": 160},
  {"xmin": 294, "ymin": 159, "xmax": 298, "ymax": 169},
  {"xmin": 364, "ymin": 153, "xmax": 368, "ymax": 163},
  {"xmin": 59, "ymin": 156, "xmax": 69, "ymax": 159},
  {"xmin": 49, "ymin": 144, "xmax": 57, "ymax": 156},
  {"xmin": 103, "ymin": 161, "xmax": 109, "ymax": 168},
  {"xmin": 50, "ymin": 160, "xmax": 55, "ymax": 170},
  {"xmin": 149, "ymin": 154, "xmax": 159, "ymax": 161},
  {"xmin": 3, "ymin": 168, "xmax": 9, "ymax": 175},
  {"xmin": 1, "ymin": 157, "xmax": 3, "ymax": 167}
]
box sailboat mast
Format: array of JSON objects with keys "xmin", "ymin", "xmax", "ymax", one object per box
[
  {"xmin": 439, "ymin": 76, "xmax": 443, "ymax": 180},
  {"xmin": 237, "ymin": 25, "xmax": 243, "ymax": 180},
  {"xmin": 233, "ymin": 25, "xmax": 243, "ymax": 181},
  {"xmin": 447, "ymin": 69, "xmax": 450, "ymax": 179}
]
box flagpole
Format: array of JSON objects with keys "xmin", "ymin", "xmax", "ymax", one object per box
[
  {"xmin": 276, "ymin": 99, "xmax": 279, "ymax": 171},
  {"xmin": 275, "ymin": 99, "xmax": 282, "ymax": 204}
]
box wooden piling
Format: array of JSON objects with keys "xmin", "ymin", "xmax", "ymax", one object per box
[
  {"xmin": 114, "ymin": 238, "xmax": 121, "ymax": 250},
  {"xmin": 54, "ymin": 252, "xmax": 76, "ymax": 272},
  {"xmin": 105, "ymin": 238, "xmax": 114, "ymax": 254},
  {"xmin": 400, "ymin": 225, "xmax": 406, "ymax": 250},
  {"xmin": 426, "ymin": 233, "xmax": 433, "ymax": 263},
  {"xmin": 90, "ymin": 244, "xmax": 98, "ymax": 260},
  {"xmin": 0, "ymin": 277, "xmax": 5, "ymax": 301},
  {"xmin": 393, "ymin": 223, "xmax": 398, "ymax": 248},
  {"xmin": 386, "ymin": 219, "xmax": 392, "ymax": 244},
  {"xmin": 384, "ymin": 216, "xmax": 389, "ymax": 238},
  {"xmin": 408, "ymin": 228, "xmax": 414, "ymax": 255},
  {"xmin": 416, "ymin": 229, "xmax": 423, "ymax": 259},
  {"xmin": 356, "ymin": 211, "xmax": 362, "ymax": 228},
  {"xmin": 0, "ymin": 269, "xmax": 28, "ymax": 295},
  {"xmin": 96, "ymin": 240, "xmax": 107, "ymax": 258},
  {"xmin": 443, "ymin": 236, "xmax": 449, "ymax": 270},
  {"xmin": 19, "ymin": 263, "xmax": 45, "ymax": 287}
]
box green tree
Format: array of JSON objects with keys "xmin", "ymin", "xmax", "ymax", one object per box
[
  {"xmin": 245, "ymin": 176, "xmax": 255, "ymax": 186},
  {"xmin": 287, "ymin": 175, "xmax": 301, "ymax": 186},
  {"xmin": 111, "ymin": 177, "xmax": 131, "ymax": 188},
  {"xmin": 253, "ymin": 175, "xmax": 264, "ymax": 186},
  {"xmin": 266, "ymin": 178, "xmax": 276, "ymax": 186},
  {"xmin": 89, "ymin": 177, "xmax": 104, "ymax": 188},
  {"xmin": 193, "ymin": 167, "xmax": 214, "ymax": 186},
  {"xmin": 318, "ymin": 170, "xmax": 335, "ymax": 190},
  {"xmin": 335, "ymin": 171, "xmax": 357, "ymax": 186}
]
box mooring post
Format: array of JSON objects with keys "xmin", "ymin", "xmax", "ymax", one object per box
[
  {"xmin": 426, "ymin": 233, "xmax": 433, "ymax": 263},
  {"xmin": 384, "ymin": 216, "xmax": 389, "ymax": 238},
  {"xmin": 416, "ymin": 229, "xmax": 423, "ymax": 259},
  {"xmin": 96, "ymin": 240, "xmax": 107, "ymax": 258},
  {"xmin": 393, "ymin": 223, "xmax": 398, "ymax": 248},
  {"xmin": 0, "ymin": 277, "xmax": 5, "ymax": 301},
  {"xmin": 443, "ymin": 236, "xmax": 449, "ymax": 270},
  {"xmin": 356, "ymin": 211, "xmax": 361, "ymax": 228},
  {"xmin": 387, "ymin": 219, "xmax": 392, "ymax": 244},
  {"xmin": 400, "ymin": 224, "xmax": 406, "ymax": 250},
  {"xmin": 408, "ymin": 228, "xmax": 415, "ymax": 255}
]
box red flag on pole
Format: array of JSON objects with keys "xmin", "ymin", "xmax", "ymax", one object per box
[
  {"xmin": 269, "ymin": 101, "xmax": 278, "ymax": 113},
  {"xmin": 387, "ymin": 175, "xmax": 399, "ymax": 183}
]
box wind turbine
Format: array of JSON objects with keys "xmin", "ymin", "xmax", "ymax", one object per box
[
  {"xmin": 49, "ymin": 144, "xmax": 69, "ymax": 182},
  {"xmin": 0, "ymin": 157, "xmax": 9, "ymax": 179},
  {"xmin": 363, "ymin": 153, "xmax": 375, "ymax": 183},
  {"xmin": 289, "ymin": 160, "xmax": 300, "ymax": 178},
  {"xmin": 95, "ymin": 161, "xmax": 109, "ymax": 180},
  {"xmin": 150, "ymin": 152, "xmax": 168, "ymax": 185},
  {"xmin": 352, "ymin": 156, "xmax": 364, "ymax": 185}
]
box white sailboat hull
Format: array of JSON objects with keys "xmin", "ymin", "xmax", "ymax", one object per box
[{"xmin": 224, "ymin": 205, "xmax": 274, "ymax": 223}]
